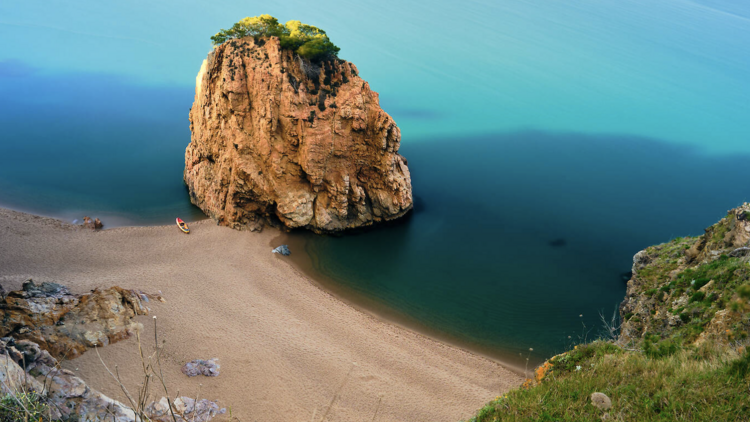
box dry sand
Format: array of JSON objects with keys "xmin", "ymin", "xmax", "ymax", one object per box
[{"xmin": 0, "ymin": 208, "xmax": 522, "ymax": 422}]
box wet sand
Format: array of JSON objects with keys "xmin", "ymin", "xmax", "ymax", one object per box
[{"xmin": 0, "ymin": 208, "xmax": 522, "ymax": 421}]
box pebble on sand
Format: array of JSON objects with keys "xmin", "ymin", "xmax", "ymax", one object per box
[{"xmin": 182, "ymin": 358, "xmax": 221, "ymax": 377}]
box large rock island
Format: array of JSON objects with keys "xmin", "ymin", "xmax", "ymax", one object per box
[{"xmin": 185, "ymin": 36, "xmax": 413, "ymax": 233}]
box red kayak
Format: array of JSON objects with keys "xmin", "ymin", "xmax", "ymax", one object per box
[{"xmin": 176, "ymin": 218, "xmax": 190, "ymax": 234}]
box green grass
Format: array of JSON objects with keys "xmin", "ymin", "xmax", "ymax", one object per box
[
  {"xmin": 0, "ymin": 391, "xmax": 49, "ymax": 422},
  {"xmin": 711, "ymin": 213, "xmax": 734, "ymax": 244},
  {"xmin": 659, "ymin": 254, "xmax": 749, "ymax": 343},
  {"xmin": 635, "ymin": 237, "xmax": 698, "ymax": 290},
  {"xmin": 468, "ymin": 342, "xmax": 750, "ymax": 422},
  {"xmin": 625, "ymin": 242, "xmax": 750, "ymax": 345}
]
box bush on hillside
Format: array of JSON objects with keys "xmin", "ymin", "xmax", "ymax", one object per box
[{"xmin": 211, "ymin": 15, "xmax": 340, "ymax": 61}]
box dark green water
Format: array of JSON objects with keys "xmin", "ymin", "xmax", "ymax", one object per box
[
  {"xmin": 288, "ymin": 134, "xmax": 750, "ymax": 365},
  {"xmin": 0, "ymin": 71, "xmax": 205, "ymax": 226}
]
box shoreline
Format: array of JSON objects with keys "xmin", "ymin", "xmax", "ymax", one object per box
[
  {"xmin": 1, "ymin": 200, "xmax": 527, "ymax": 374},
  {"xmin": 0, "ymin": 201, "xmax": 208, "ymax": 229},
  {"xmin": 0, "ymin": 207, "xmax": 523, "ymax": 421},
  {"xmin": 273, "ymin": 230, "xmax": 529, "ymax": 376}
]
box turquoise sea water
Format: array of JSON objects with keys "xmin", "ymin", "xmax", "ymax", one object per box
[{"xmin": 1, "ymin": 1, "xmax": 749, "ymax": 364}]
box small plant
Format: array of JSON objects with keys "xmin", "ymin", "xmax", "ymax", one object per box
[
  {"xmin": 738, "ymin": 284, "xmax": 750, "ymax": 300},
  {"xmin": 711, "ymin": 215, "xmax": 732, "ymax": 243},
  {"xmin": 0, "ymin": 391, "xmax": 49, "ymax": 422},
  {"xmin": 643, "ymin": 334, "xmax": 678, "ymax": 358},
  {"xmin": 691, "ymin": 278, "xmax": 710, "ymax": 291},
  {"xmin": 729, "ymin": 300, "xmax": 744, "ymax": 312},
  {"xmin": 599, "ymin": 308, "xmax": 621, "ymax": 340},
  {"xmin": 96, "ymin": 316, "xmax": 180, "ymax": 422},
  {"xmin": 690, "ymin": 291, "xmax": 706, "ymax": 303},
  {"xmin": 728, "ymin": 348, "xmax": 750, "ymax": 379},
  {"xmin": 551, "ymin": 342, "xmax": 620, "ymax": 373}
]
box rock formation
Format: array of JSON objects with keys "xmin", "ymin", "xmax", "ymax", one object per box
[
  {"xmin": 0, "ymin": 282, "xmax": 225, "ymax": 422},
  {"xmin": 0, "ymin": 336, "xmax": 138, "ymax": 421},
  {"xmin": 0, "ymin": 280, "xmax": 163, "ymax": 359},
  {"xmin": 82, "ymin": 216, "xmax": 103, "ymax": 230},
  {"xmin": 1, "ymin": 337, "xmax": 225, "ymax": 422},
  {"xmin": 185, "ymin": 37, "xmax": 413, "ymax": 233}
]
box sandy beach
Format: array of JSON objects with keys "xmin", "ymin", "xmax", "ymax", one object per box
[{"xmin": 0, "ymin": 207, "xmax": 522, "ymax": 421}]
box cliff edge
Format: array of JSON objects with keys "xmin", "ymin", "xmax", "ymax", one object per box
[
  {"xmin": 185, "ymin": 37, "xmax": 412, "ymax": 233},
  {"xmin": 468, "ymin": 204, "xmax": 750, "ymax": 421}
]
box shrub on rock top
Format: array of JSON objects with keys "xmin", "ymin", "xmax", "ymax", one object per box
[{"xmin": 211, "ymin": 14, "xmax": 341, "ymax": 61}]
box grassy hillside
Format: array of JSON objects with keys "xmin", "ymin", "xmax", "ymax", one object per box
[{"xmin": 469, "ymin": 205, "xmax": 750, "ymax": 421}]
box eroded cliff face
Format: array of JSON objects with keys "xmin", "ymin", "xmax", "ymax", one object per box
[
  {"xmin": 185, "ymin": 37, "xmax": 412, "ymax": 233},
  {"xmin": 617, "ymin": 204, "xmax": 750, "ymax": 347}
]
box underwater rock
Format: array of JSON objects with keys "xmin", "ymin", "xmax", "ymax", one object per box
[{"xmin": 548, "ymin": 238, "xmax": 566, "ymax": 247}]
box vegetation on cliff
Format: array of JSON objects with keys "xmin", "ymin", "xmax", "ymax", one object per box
[
  {"xmin": 210, "ymin": 15, "xmax": 340, "ymax": 61},
  {"xmin": 469, "ymin": 205, "xmax": 750, "ymax": 421}
]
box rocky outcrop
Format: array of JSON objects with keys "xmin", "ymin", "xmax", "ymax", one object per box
[
  {"xmin": 0, "ymin": 282, "xmax": 225, "ymax": 422},
  {"xmin": 0, "ymin": 280, "xmax": 163, "ymax": 359},
  {"xmin": 185, "ymin": 37, "xmax": 413, "ymax": 233},
  {"xmin": 0, "ymin": 337, "xmax": 225, "ymax": 422},
  {"xmin": 685, "ymin": 206, "xmax": 750, "ymax": 264},
  {"xmin": 0, "ymin": 337, "xmax": 138, "ymax": 422},
  {"xmin": 617, "ymin": 203, "xmax": 750, "ymax": 347},
  {"xmin": 82, "ymin": 216, "xmax": 103, "ymax": 230}
]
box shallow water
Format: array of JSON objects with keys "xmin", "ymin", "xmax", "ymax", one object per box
[{"xmin": 1, "ymin": 0, "xmax": 749, "ymax": 364}]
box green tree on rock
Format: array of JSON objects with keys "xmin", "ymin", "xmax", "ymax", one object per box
[{"xmin": 211, "ymin": 15, "xmax": 340, "ymax": 62}]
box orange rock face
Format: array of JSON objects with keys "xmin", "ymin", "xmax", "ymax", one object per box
[
  {"xmin": 0, "ymin": 281, "xmax": 160, "ymax": 359},
  {"xmin": 185, "ymin": 37, "xmax": 413, "ymax": 233}
]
